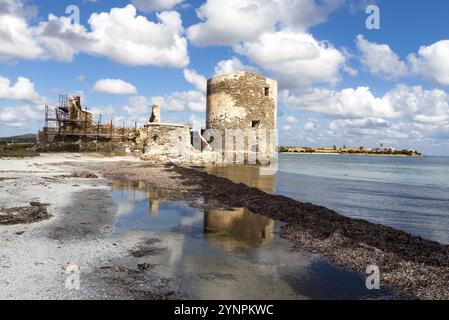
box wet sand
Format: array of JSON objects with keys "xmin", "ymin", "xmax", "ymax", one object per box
[{"xmin": 0, "ymin": 154, "xmax": 176, "ymax": 299}]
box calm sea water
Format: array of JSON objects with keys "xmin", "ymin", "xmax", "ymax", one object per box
[{"xmin": 207, "ymin": 154, "xmax": 449, "ymax": 245}]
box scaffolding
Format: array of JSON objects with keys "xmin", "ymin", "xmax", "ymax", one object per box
[{"xmin": 42, "ymin": 94, "xmax": 139, "ymax": 145}]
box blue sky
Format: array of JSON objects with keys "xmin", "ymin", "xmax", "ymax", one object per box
[{"xmin": 1, "ymin": 0, "xmax": 449, "ymax": 155}]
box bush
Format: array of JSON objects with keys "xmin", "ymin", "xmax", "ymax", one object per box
[
  {"xmin": 0, "ymin": 149, "xmax": 39, "ymax": 158},
  {"xmin": 3, "ymin": 142, "xmax": 34, "ymax": 151}
]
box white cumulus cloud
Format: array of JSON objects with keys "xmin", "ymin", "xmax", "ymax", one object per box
[
  {"xmin": 286, "ymin": 116, "xmax": 298, "ymax": 124},
  {"xmin": 0, "ymin": 104, "xmax": 43, "ymax": 128},
  {"xmin": 93, "ymin": 79, "xmax": 138, "ymax": 95},
  {"xmin": 187, "ymin": 0, "xmax": 343, "ymax": 46},
  {"xmin": 356, "ymin": 35, "xmax": 408, "ymax": 79},
  {"xmin": 237, "ymin": 30, "xmax": 346, "ymax": 87},
  {"xmin": 408, "ymin": 40, "xmax": 449, "ymax": 86},
  {"xmin": 151, "ymin": 90, "xmax": 206, "ymax": 112},
  {"xmin": 0, "ymin": 0, "xmax": 44, "ymax": 60},
  {"xmin": 132, "ymin": 0, "xmax": 184, "ymax": 13},
  {"xmin": 0, "ymin": 75, "xmax": 43, "ymax": 102},
  {"xmin": 214, "ymin": 57, "xmax": 258, "ymax": 76},
  {"xmin": 1, "ymin": 3, "xmax": 189, "ymax": 68},
  {"xmin": 183, "ymin": 69, "xmax": 207, "ymax": 93}
]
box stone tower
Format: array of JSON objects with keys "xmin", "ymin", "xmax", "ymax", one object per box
[{"xmin": 206, "ymin": 71, "xmax": 278, "ymax": 163}]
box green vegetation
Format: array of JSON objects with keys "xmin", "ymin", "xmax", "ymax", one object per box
[
  {"xmin": 279, "ymin": 146, "xmax": 422, "ymax": 157},
  {"xmin": 0, "ymin": 142, "xmax": 39, "ymax": 158}
]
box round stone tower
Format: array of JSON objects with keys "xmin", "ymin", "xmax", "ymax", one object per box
[{"xmin": 206, "ymin": 71, "xmax": 277, "ymax": 136}]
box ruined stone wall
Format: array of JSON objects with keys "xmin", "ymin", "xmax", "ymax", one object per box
[
  {"xmin": 68, "ymin": 96, "xmax": 93, "ymax": 126},
  {"xmin": 142, "ymin": 124, "xmax": 192, "ymax": 162}
]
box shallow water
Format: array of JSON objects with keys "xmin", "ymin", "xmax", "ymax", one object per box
[
  {"xmin": 206, "ymin": 154, "xmax": 449, "ymax": 244},
  {"xmin": 111, "ymin": 182, "xmax": 402, "ymax": 300}
]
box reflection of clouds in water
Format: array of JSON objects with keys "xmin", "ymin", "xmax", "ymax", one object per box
[
  {"xmin": 180, "ymin": 210, "xmax": 203, "ymax": 228},
  {"xmin": 116, "ymin": 201, "xmax": 135, "ymax": 217},
  {"xmin": 121, "ymin": 190, "xmax": 149, "ymax": 202},
  {"xmin": 179, "ymin": 241, "xmax": 306, "ymax": 300},
  {"xmin": 152, "ymin": 233, "xmax": 186, "ymax": 276},
  {"xmin": 114, "ymin": 190, "xmax": 150, "ymax": 217},
  {"xmin": 253, "ymin": 240, "xmax": 317, "ymax": 274}
]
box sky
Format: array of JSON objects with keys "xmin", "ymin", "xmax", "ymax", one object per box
[{"xmin": 1, "ymin": 0, "xmax": 449, "ymax": 155}]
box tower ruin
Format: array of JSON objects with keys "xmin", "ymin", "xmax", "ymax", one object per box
[{"xmin": 206, "ymin": 71, "xmax": 278, "ymax": 163}]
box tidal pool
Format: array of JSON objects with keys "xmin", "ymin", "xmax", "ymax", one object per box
[{"xmin": 111, "ymin": 181, "xmax": 402, "ymax": 300}]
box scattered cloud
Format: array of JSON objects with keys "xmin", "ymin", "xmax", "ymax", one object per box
[
  {"xmin": 356, "ymin": 35, "xmax": 408, "ymax": 79},
  {"xmin": 151, "ymin": 90, "xmax": 206, "ymax": 112},
  {"xmin": 187, "ymin": 0, "xmax": 343, "ymax": 46},
  {"xmin": 93, "ymin": 78, "xmax": 138, "ymax": 95},
  {"xmin": 0, "ymin": 104, "xmax": 43, "ymax": 128},
  {"xmin": 329, "ymin": 117, "xmax": 390, "ymax": 131},
  {"xmin": 1, "ymin": 4, "xmax": 189, "ymax": 68},
  {"xmin": 121, "ymin": 95, "xmax": 152, "ymax": 126},
  {"xmin": 284, "ymin": 84, "xmax": 449, "ymax": 123},
  {"xmin": 286, "ymin": 116, "xmax": 298, "ymax": 124},
  {"xmin": 305, "ymin": 121, "xmax": 317, "ymax": 131},
  {"xmin": 408, "ymin": 40, "xmax": 449, "ymax": 86},
  {"xmin": 0, "ymin": 73, "xmax": 46, "ymax": 128},
  {"xmin": 214, "ymin": 57, "xmax": 257, "ymax": 76},
  {"xmin": 40, "ymin": 6, "xmax": 189, "ymax": 67},
  {"xmin": 236, "ymin": 29, "xmax": 346, "ymax": 88},
  {"xmin": 0, "ymin": 75, "xmax": 44, "ymax": 103},
  {"xmin": 183, "ymin": 69, "xmax": 207, "ymax": 93},
  {"xmin": 132, "ymin": 0, "xmax": 184, "ymax": 13},
  {"xmin": 187, "ymin": 0, "xmax": 277, "ymax": 47},
  {"xmin": 281, "ymin": 84, "xmax": 449, "ymax": 146},
  {"xmin": 0, "ymin": 0, "xmax": 44, "ymax": 61}
]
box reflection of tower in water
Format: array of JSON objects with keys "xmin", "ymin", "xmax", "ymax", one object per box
[
  {"xmin": 146, "ymin": 190, "xmax": 174, "ymax": 217},
  {"xmin": 205, "ymin": 165, "xmax": 276, "ymax": 194},
  {"xmin": 112, "ymin": 180, "xmax": 275, "ymax": 252},
  {"xmin": 204, "ymin": 203, "xmax": 275, "ymax": 252},
  {"xmin": 111, "ymin": 181, "xmax": 174, "ymax": 217},
  {"xmin": 149, "ymin": 199, "xmax": 159, "ymax": 216}
]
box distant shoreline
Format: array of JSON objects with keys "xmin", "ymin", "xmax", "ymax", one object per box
[{"xmin": 279, "ymin": 152, "xmax": 423, "ymax": 158}]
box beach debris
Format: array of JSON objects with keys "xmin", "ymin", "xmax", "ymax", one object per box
[
  {"xmin": 0, "ymin": 202, "xmax": 52, "ymax": 226},
  {"xmin": 138, "ymin": 263, "xmax": 152, "ymax": 271},
  {"xmin": 69, "ymin": 171, "xmax": 99, "ymax": 179}
]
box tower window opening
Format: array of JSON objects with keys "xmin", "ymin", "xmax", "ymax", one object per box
[
  {"xmin": 252, "ymin": 120, "xmax": 261, "ymax": 128},
  {"xmin": 264, "ymin": 87, "xmax": 270, "ymax": 96}
]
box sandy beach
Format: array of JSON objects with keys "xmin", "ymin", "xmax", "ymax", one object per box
[
  {"xmin": 1, "ymin": 153, "xmax": 448, "ymax": 300},
  {"xmin": 0, "ymin": 154, "xmax": 178, "ymax": 299}
]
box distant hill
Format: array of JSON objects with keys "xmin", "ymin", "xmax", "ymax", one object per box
[{"xmin": 0, "ymin": 134, "xmax": 37, "ymax": 143}]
